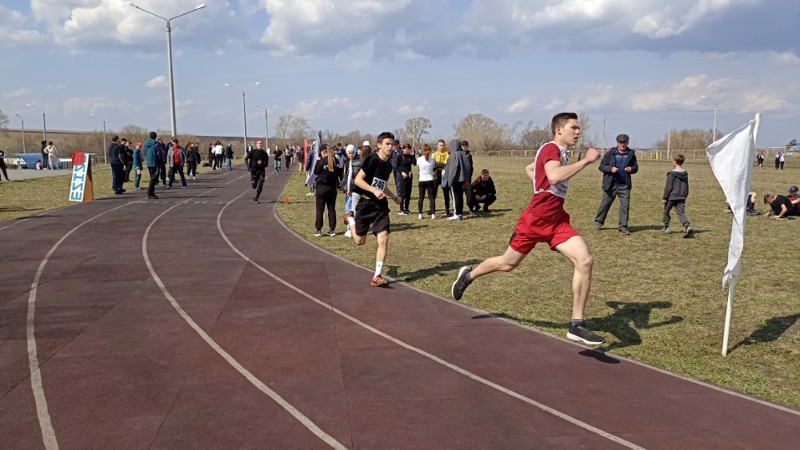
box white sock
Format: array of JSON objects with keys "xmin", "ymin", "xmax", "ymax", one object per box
[{"xmin": 374, "ymin": 261, "xmax": 384, "ymax": 278}]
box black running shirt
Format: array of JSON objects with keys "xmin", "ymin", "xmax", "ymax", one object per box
[{"xmin": 354, "ymin": 152, "xmax": 392, "ymax": 206}]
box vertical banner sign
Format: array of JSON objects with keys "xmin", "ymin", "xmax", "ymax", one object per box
[{"xmin": 69, "ymin": 152, "xmax": 94, "ymax": 202}]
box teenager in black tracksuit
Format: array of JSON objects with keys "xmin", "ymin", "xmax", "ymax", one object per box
[
  {"xmin": 245, "ymin": 140, "xmax": 269, "ymax": 203},
  {"xmin": 398, "ymin": 144, "xmax": 416, "ymax": 214},
  {"xmin": 314, "ymin": 144, "xmax": 343, "ymax": 236}
]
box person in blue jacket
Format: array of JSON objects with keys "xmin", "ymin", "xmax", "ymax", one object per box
[
  {"xmin": 143, "ymin": 131, "xmax": 162, "ymax": 199},
  {"xmin": 594, "ymin": 134, "xmax": 638, "ymax": 235}
]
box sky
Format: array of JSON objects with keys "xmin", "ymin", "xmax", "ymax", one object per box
[{"xmin": 2, "ymin": 0, "xmax": 800, "ymax": 149}]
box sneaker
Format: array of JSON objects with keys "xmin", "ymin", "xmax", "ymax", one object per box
[
  {"xmin": 148, "ymin": 194, "xmax": 159, "ymax": 200},
  {"xmin": 305, "ymin": 192, "xmax": 314, "ymax": 196},
  {"xmin": 314, "ymin": 231, "xmax": 322, "ymax": 237},
  {"xmin": 327, "ymin": 230, "xmax": 336, "ymax": 237},
  {"xmin": 253, "ymin": 197, "xmax": 260, "ymax": 204},
  {"xmin": 619, "ymin": 227, "xmax": 631, "ymax": 236},
  {"xmin": 451, "ymin": 266, "xmax": 472, "ymax": 301},
  {"xmin": 567, "ymin": 322, "xmax": 606, "ymax": 346},
  {"xmin": 661, "ymin": 226, "xmax": 670, "ymax": 234},
  {"xmin": 343, "ymin": 211, "xmax": 354, "ymax": 226},
  {"xmin": 135, "ymin": 187, "xmax": 143, "ymax": 190},
  {"xmin": 344, "ymin": 230, "xmax": 352, "ymax": 238},
  {"xmin": 418, "ymin": 213, "xmax": 423, "ymax": 219},
  {"xmin": 683, "ymin": 225, "xmax": 694, "ymax": 238},
  {"xmin": 594, "ymin": 222, "xmax": 602, "ymax": 230},
  {"xmin": 446, "ymin": 215, "xmax": 461, "ymax": 221},
  {"xmin": 370, "ymin": 276, "xmax": 389, "ymax": 287},
  {"xmin": 430, "ymin": 214, "xmax": 436, "ymax": 220},
  {"xmin": 398, "ymin": 211, "xmax": 408, "ymax": 216}
]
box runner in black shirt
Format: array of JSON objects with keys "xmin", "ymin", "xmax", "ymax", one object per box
[
  {"xmin": 345, "ymin": 131, "xmax": 401, "ymax": 287},
  {"xmin": 245, "ymin": 140, "xmax": 269, "ymax": 203}
]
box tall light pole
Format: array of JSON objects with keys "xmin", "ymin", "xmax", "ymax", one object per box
[
  {"xmin": 15, "ymin": 114, "xmax": 26, "ymax": 153},
  {"xmin": 128, "ymin": 2, "xmax": 206, "ymax": 137},
  {"xmin": 702, "ymin": 95, "xmax": 719, "ymax": 142},
  {"xmin": 26, "ymin": 103, "xmax": 46, "ymax": 143},
  {"xmin": 255, "ymin": 104, "xmax": 269, "ymax": 151},
  {"xmin": 91, "ymin": 113, "xmax": 108, "ymax": 164},
  {"xmin": 225, "ymin": 82, "xmax": 260, "ymax": 154}
]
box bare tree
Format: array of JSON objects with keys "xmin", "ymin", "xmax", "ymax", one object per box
[
  {"xmin": 403, "ymin": 116, "xmax": 431, "ymax": 149},
  {"xmin": 453, "ymin": 113, "xmax": 514, "ymax": 154},
  {"xmin": 0, "ymin": 109, "xmax": 8, "ymax": 129},
  {"xmin": 655, "ymin": 129, "xmax": 717, "ymax": 150},
  {"xmin": 275, "ymin": 115, "xmax": 292, "ymax": 139},
  {"xmin": 118, "ymin": 124, "xmax": 148, "ymax": 145},
  {"xmin": 289, "ymin": 116, "xmax": 311, "ymax": 141},
  {"xmin": 519, "ymin": 120, "xmax": 551, "ymax": 149},
  {"xmin": 577, "ymin": 111, "xmax": 592, "ymax": 149}
]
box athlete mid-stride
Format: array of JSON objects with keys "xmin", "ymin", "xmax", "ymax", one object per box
[
  {"xmin": 451, "ymin": 112, "xmax": 606, "ymax": 346},
  {"xmin": 343, "ymin": 131, "xmax": 401, "ymax": 287}
]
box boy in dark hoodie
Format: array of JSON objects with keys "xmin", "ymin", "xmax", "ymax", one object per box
[{"xmin": 662, "ymin": 154, "xmax": 693, "ymax": 238}]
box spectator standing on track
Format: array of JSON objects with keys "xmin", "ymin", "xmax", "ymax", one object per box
[
  {"xmin": 416, "ymin": 144, "xmax": 436, "ymax": 219},
  {"xmin": 144, "ymin": 132, "xmax": 161, "ymax": 200},
  {"xmin": 244, "ymin": 140, "xmax": 269, "ymax": 204},
  {"xmin": 433, "ymin": 139, "xmax": 452, "ymax": 217},
  {"xmin": 132, "ymin": 142, "xmax": 143, "ymax": 190},
  {"xmin": 343, "ymin": 132, "xmax": 401, "ymax": 287},
  {"xmin": 167, "ymin": 138, "xmax": 187, "ymax": 189},
  {"xmin": 314, "ymin": 144, "xmax": 343, "ymax": 237},
  {"xmin": 469, "ymin": 169, "xmax": 497, "ymax": 212},
  {"xmin": 594, "ymin": 133, "xmax": 639, "ymax": 235},
  {"xmin": 186, "ymin": 143, "xmax": 201, "ymax": 180},
  {"xmin": 661, "ymin": 154, "xmax": 694, "ymax": 238},
  {"xmin": 124, "ymin": 141, "xmax": 134, "ymax": 182},
  {"xmin": 273, "ymin": 146, "xmax": 283, "ymax": 173},
  {"xmin": 108, "ymin": 136, "xmax": 126, "ymax": 194},
  {"xmin": 156, "ymin": 139, "xmax": 168, "ymax": 187},
  {"xmin": 451, "ymin": 112, "xmax": 606, "ymax": 346},
  {"xmin": 226, "ymin": 143, "xmax": 234, "ymax": 171}
]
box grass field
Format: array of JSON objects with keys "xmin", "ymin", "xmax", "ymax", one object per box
[
  {"xmin": 2, "ymin": 156, "xmax": 798, "ymax": 408},
  {"xmin": 276, "ymin": 157, "xmax": 800, "ymax": 409}
]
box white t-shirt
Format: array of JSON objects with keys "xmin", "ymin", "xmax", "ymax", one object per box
[
  {"xmin": 213, "ymin": 145, "xmax": 224, "ymax": 155},
  {"xmin": 417, "ymin": 155, "xmax": 435, "ymax": 182}
]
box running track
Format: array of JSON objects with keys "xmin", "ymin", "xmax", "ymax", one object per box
[{"xmin": 1, "ymin": 168, "xmax": 798, "ymax": 449}]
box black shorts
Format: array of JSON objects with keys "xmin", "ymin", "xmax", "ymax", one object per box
[{"xmin": 354, "ymin": 201, "xmax": 390, "ymax": 236}]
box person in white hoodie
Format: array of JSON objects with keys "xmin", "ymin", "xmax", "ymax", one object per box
[{"xmin": 416, "ymin": 144, "xmax": 437, "ymax": 219}]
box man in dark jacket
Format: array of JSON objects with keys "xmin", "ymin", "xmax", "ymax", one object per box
[
  {"xmin": 445, "ymin": 139, "xmax": 473, "ymax": 220},
  {"xmin": 107, "ymin": 135, "xmax": 126, "ymax": 194},
  {"xmin": 469, "ymin": 169, "xmax": 497, "ymax": 212},
  {"xmin": 594, "ymin": 133, "xmax": 638, "ymax": 235},
  {"xmin": 144, "ymin": 131, "xmax": 161, "ymax": 199},
  {"xmin": 244, "ymin": 140, "xmax": 269, "ymax": 203},
  {"xmin": 461, "ymin": 140, "xmax": 475, "ymax": 212}
]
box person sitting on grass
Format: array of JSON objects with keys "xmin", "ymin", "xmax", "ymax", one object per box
[
  {"xmin": 763, "ymin": 193, "xmax": 799, "ymax": 219},
  {"xmin": 727, "ymin": 191, "xmax": 760, "ymax": 216},
  {"xmin": 469, "ymin": 169, "xmax": 497, "ymax": 212}
]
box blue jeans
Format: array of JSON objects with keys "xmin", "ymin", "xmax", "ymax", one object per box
[
  {"xmin": 226, "ymin": 157, "xmax": 232, "ymax": 170},
  {"xmin": 344, "ymin": 195, "xmax": 353, "ymax": 214}
]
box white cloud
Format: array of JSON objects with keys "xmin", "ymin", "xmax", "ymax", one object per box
[
  {"xmin": 0, "ymin": 4, "xmax": 45, "ymax": 47},
  {"xmin": 294, "ymin": 97, "xmax": 355, "ymax": 119},
  {"xmin": 6, "ymin": 88, "xmax": 32, "ymax": 99},
  {"xmin": 771, "ymin": 51, "xmax": 800, "ymax": 66},
  {"xmin": 63, "ymin": 96, "xmax": 115, "ymax": 114},
  {"xmin": 350, "ymin": 109, "xmax": 378, "ymax": 120},
  {"xmin": 145, "ymin": 75, "xmax": 168, "ymax": 88},
  {"xmin": 507, "ymin": 98, "xmax": 531, "ymax": 113}
]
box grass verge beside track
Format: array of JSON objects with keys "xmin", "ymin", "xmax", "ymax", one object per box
[{"xmin": 276, "ymin": 158, "xmax": 799, "ymax": 409}]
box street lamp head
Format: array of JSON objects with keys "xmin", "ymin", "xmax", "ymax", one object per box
[
  {"xmin": 224, "ymin": 83, "xmax": 231, "ymax": 87},
  {"xmin": 195, "ymin": 4, "xmax": 206, "ymax": 10},
  {"xmin": 127, "ymin": 2, "xmax": 136, "ymax": 6},
  {"xmin": 255, "ymin": 81, "xmax": 261, "ymax": 86}
]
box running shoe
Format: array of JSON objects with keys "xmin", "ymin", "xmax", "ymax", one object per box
[
  {"xmin": 370, "ymin": 276, "xmax": 389, "ymax": 287},
  {"xmin": 567, "ymin": 322, "xmax": 606, "ymax": 346},
  {"xmin": 451, "ymin": 266, "xmax": 472, "ymax": 301}
]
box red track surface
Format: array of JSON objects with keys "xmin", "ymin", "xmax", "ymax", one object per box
[{"xmin": 1, "ymin": 169, "xmax": 798, "ymax": 449}]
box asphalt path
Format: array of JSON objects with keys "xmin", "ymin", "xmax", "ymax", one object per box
[{"xmin": 1, "ymin": 167, "xmax": 798, "ymax": 449}]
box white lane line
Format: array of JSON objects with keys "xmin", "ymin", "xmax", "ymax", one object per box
[
  {"xmin": 26, "ymin": 201, "xmax": 136, "ymax": 450},
  {"xmin": 0, "ymin": 218, "xmax": 29, "ymax": 231},
  {"xmin": 217, "ymin": 189, "xmax": 645, "ymax": 450},
  {"xmin": 141, "ymin": 176, "xmax": 347, "ymax": 450}
]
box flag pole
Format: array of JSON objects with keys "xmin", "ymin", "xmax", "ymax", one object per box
[{"xmin": 722, "ymin": 277, "xmax": 736, "ymax": 356}]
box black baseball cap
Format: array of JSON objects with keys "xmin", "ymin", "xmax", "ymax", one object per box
[{"xmin": 616, "ymin": 134, "xmax": 630, "ymax": 143}]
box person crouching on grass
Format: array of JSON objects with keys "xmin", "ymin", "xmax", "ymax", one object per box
[
  {"xmin": 343, "ymin": 132, "xmax": 401, "ymax": 287},
  {"xmin": 451, "ymin": 112, "xmax": 606, "ymax": 346}
]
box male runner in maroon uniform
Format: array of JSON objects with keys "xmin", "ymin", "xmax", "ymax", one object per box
[{"xmin": 451, "ymin": 112, "xmax": 606, "ymax": 346}]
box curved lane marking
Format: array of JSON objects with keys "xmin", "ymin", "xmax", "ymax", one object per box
[
  {"xmin": 142, "ymin": 175, "xmax": 347, "ymax": 450},
  {"xmin": 27, "ymin": 202, "xmax": 134, "ymax": 450},
  {"xmin": 217, "ymin": 188, "xmax": 644, "ymax": 450}
]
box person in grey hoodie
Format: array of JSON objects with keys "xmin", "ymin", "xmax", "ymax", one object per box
[
  {"xmin": 662, "ymin": 153, "xmax": 693, "ymax": 237},
  {"xmin": 444, "ymin": 139, "xmax": 473, "ymax": 220}
]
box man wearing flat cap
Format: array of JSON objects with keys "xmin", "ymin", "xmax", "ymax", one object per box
[{"xmin": 594, "ymin": 133, "xmax": 638, "ymax": 235}]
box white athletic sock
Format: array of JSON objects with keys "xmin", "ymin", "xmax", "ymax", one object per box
[
  {"xmin": 347, "ymin": 216, "xmax": 356, "ymax": 227},
  {"xmin": 374, "ymin": 261, "xmax": 384, "ymax": 278}
]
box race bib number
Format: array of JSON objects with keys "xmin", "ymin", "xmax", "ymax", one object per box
[
  {"xmin": 371, "ymin": 177, "xmax": 387, "ymax": 192},
  {"xmin": 548, "ymin": 148, "xmax": 569, "ymax": 198}
]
